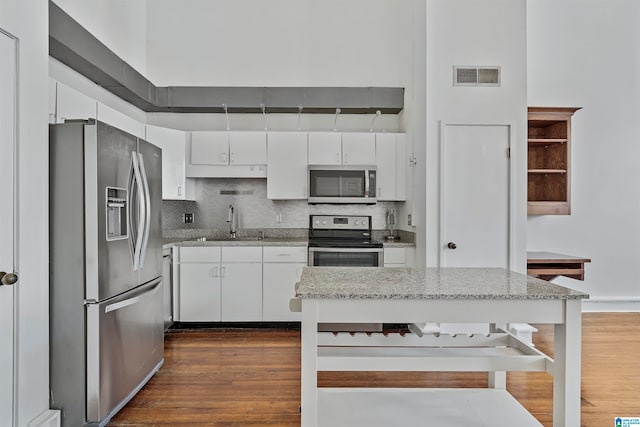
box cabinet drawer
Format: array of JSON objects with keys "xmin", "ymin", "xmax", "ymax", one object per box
[
  {"xmin": 263, "ymin": 246, "xmax": 308, "ymax": 263},
  {"xmin": 383, "ymin": 247, "xmax": 406, "ymax": 264},
  {"xmin": 221, "ymin": 246, "xmax": 262, "ymax": 263},
  {"xmin": 179, "ymin": 246, "xmax": 221, "ymax": 263}
]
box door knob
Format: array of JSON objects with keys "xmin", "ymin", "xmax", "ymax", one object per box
[
  {"xmin": 0, "ymin": 272, "xmax": 18, "ymax": 286},
  {"xmin": 447, "ymin": 242, "xmax": 457, "ymax": 250}
]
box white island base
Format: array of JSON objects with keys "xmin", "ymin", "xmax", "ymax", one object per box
[
  {"xmin": 318, "ymin": 388, "xmax": 542, "ymax": 427},
  {"xmin": 295, "ymin": 268, "xmax": 588, "ymax": 427}
]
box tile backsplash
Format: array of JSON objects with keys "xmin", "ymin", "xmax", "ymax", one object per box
[{"xmin": 162, "ymin": 178, "xmax": 403, "ymax": 231}]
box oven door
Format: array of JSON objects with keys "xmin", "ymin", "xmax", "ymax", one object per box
[{"xmin": 308, "ymin": 247, "xmax": 383, "ymax": 267}]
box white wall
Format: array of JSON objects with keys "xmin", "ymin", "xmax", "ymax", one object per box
[
  {"xmin": 527, "ymin": 0, "xmax": 640, "ymax": 308},
  {"xmin": 52, "ymin": 0, "xmax": 148, "ymax": 75},
  {"xmin": 0, "ymin": 0, "xmax": 50, "ymax": 425},
  {"xmin": 146, "ymin": 0, "xmax": 413, "ymax": 87},
  {"xmin": 425, "ymin": 0, "xmax": 528, "ymax": 271}
]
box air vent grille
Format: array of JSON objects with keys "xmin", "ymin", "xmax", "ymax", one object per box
[{"xmin": 454, "ymin": 66, "xmax": 501, "ymax": 87}]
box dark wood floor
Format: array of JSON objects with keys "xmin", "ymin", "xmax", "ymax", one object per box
[{"xmin": 108, "ymin": 313, "xmax": 640, "ymax": 426}]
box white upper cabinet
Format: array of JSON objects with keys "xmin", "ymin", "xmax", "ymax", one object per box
[
  {"xmin": 187, "ymin": 131, "xmax": 268, "ymax": 177},
  {"xmin": 191, "ymin": 131, "xmax": 267, "ymax": 166},
  {"xmin": 191, "ymin": 131, "xmax": 229, "ymax": 165},
  {"xmin": 146, "ymin": 125, "xmax": 193, "ymax": 200},
  {"xmin": 96, "ymin": 102, "xmax": 144, "ymax": 138},
  {"xmin": 56, "ymin": 81, "xmax": 97, "ymax": 123},
  {"xmin": 308, "ymin": 132, "xmax": 376, "ymax": 165},
  {"xmin": 267, "ymin": 132, "xmax": 308, "ymax": 200},
  {"xmin": 229, "ymin": 131, "xmax": 267, "ymax": 165},
  {"xmin": 375, "ymin": 133, "xmax": 407, "ymax": 201},
  {"xmin": 342, "ymin": 132, "xmax": 376, "ymax": 165},
  {"xmin": 48, "ymin": 79, "xmax": 57, "ymax": 123},
  {"xmin": 308, "ymin": 132, "xmax": 342, "ymax": 165}
]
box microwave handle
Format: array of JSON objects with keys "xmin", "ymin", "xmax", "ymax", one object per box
[
  {"xmin": 365, "ymin": 169, "xmax": 370, "ymax": 197},
  {"xmin": 367, "ymin": 170, "xmax": 376, "ymax": 198}
]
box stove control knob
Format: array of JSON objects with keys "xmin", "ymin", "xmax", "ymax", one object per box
[
  {"xmin": 354, "ymin": 220, "xmax": 359, "ymax": 225},
  {"xmin": 321, "ymin": 220, "xmax": 327, "ymax": 225},
  {"xmin": 362, "ymin": 219, "xmax": 368, "ymax": 226},
  {"xmin": 315, "ymin": 220, "xmax": 320, "ymax": 225}
]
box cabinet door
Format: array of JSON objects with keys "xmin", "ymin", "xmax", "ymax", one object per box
[
  {"xmin": 375, "ymin": 133, "xmax": 406, "ymax": 201},
  {"xmin": 48, "ymin": 79, "xmax": 57, "ymax": 123},
  {"xmin": 342, "ymin": 132, "xmax": 376, "ymax": 165},
  {"xmin": 267, "ymin": 132, "xmax": 308, "ymax": 199},
  {"xmin": 146, "ymin": 125, "xmax": 191, "ymax": 200},
  {"xmin": 179, "ymin": 263, "xmax": 221, "ymax": 321},
  {"xmin": 179, "ymin": 246, "xmax": 221, "ymax": 263},
  {"xmin": 221, "ymin": 263, "xmax": 262, "ymax": 321},
  {"xmin": 56, "ymin": 82, "xmax": 96, "ymax": 123},
  {"xmin": 263, "ymin": 263, "xmax": 304, "ymax": 321},
  {"xmin": 308, "ymin": 132, "xmax": 341, "ymax": 165},
  {"xmin": 229, "ymin": 131, "xmax": 267, "ymax": 165},
  {"xmin": 97, "ymin": 102, "xmax": 144, "ymax": 138},
  {"xmin": 191, "ymin": 131, "xmax": 229, "ymax": 165},
  {"xmin": 383, "ymin": 247, "xmax": 406, "ymax": 266}
]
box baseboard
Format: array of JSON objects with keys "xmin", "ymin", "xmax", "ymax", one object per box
[
  {"xmin": 28, "ymin": 410, "xmax": 61, "ymax": 427},
  {"xmin": 582, "ymin": 297, "xmax": 640, "ymax": 312}
]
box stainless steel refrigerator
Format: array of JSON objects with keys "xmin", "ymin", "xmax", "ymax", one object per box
[{"xmin": 50, "ymin": 120, "xmax": 164, "ymax": 427}]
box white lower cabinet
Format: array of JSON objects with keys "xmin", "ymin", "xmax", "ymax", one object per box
[
  {"xmin": 177, "ymin": 246, "xmax": 263, "ymax": 322},
  {"xmin": 263, "ymin": 263, "xmax": 304, "ymax": 321},
  {"xmin": 179, "ymin": 263, "xmax": 222, "ymax": 321},
  {"xmin": 221, "ymin": 262, "xmax": 262, "ymax": 321},
  {"xmin": 262, "ymin": 246, "xmax": 306, "ymax": 321},
  {"xmin": 383, "ymin": 247, "xmax": 416, "ymax": 267}
]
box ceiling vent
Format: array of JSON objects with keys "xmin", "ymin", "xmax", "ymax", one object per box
[{"xmin": 453, "ymin": 66, "xmax": 501, "ymax": 87}]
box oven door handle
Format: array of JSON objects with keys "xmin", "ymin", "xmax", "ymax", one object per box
[{"xmin": 308, "ymin": 247, "xmax": 384, "ymax": 253}]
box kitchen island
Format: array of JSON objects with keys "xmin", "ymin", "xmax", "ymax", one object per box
[{"xmin": 294, "ymin": 267, "xmax": 588, "ymax": 427}]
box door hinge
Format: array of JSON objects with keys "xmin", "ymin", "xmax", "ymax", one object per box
[
  {"xmin": 507, "ymin": 148, "xmax": 511, "ymax": 158},
  {"xmin": 409, "ymin": 155, "xmax": 417, "ymax": 167}
]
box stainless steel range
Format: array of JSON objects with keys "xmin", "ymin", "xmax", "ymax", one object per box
[
  {"xmin": 308, "ymin": 215, "xmax": 383, "ymax": 332},
  {"xmin": 308, "ymin": 215, "xmax": 383, "ymax": 267}
]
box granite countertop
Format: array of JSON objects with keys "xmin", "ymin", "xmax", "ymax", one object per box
[
  {"xmin": 382, "ymin": 241, "xmax": 415, "ymax": 248},
  {"xmin": 164, "ymin": 237, "xmax": 308, "ymax": 248},
  {"xmin": 163, "ymin": 238, "xmax": 414, "ymax": 248},
  {"xmin": 295, "ymin": 267, "xmax": 589, "ymax": 300}
]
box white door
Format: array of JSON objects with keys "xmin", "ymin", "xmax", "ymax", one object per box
[
  {"xmin": 0, "ymin": 30, "xmax": 17, "ymax": 426},
  {"xmin": 440, "ymin": 124, "xmax": 511, "ymax": 268}
]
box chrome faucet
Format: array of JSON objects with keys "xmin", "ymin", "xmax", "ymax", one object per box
[{"xmin": 227, "ymin": 204, "xmax": 237, "ymax": 239}]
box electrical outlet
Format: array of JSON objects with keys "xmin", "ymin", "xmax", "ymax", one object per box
[{"xmin": 183, "ymin": 213, "xmax": 194, "ymax": 224}]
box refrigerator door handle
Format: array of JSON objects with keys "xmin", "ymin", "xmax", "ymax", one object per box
[
  {"xmin": 104, "ymin": 280, "xmax": 161, "ymax": 313},
  {"xmin": 130, "ymin": 151, "xmax": 146, "ymax": 271},
  {"xmin": 137, "ymin": 152, "xmax": 151, "ymax": 269}
]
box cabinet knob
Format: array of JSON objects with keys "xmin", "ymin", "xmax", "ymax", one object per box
[{"xmin": 447, "ymin": 242, "xmax": 457, "ymax": 250}]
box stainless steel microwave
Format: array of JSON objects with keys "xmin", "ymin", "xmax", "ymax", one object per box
[{"xmin": 307, "ymin": 165, "xmax": 377, "ymax": 204}]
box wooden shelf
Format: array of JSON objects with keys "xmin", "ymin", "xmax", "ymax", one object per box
[
  {"xmin": 528, "ymin": 169, "xmax": 567, "ymax": 174},
  {"xmin": 527, "ymin": 106, "xmax": 581, "ymax": 215},
  {"xmin": 527, "ymin": 251, "xmax": 591, "ymax": 281},
  {"xmin": 528, "ymin": 138, "xmax": 568, "ymax": 144}
]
